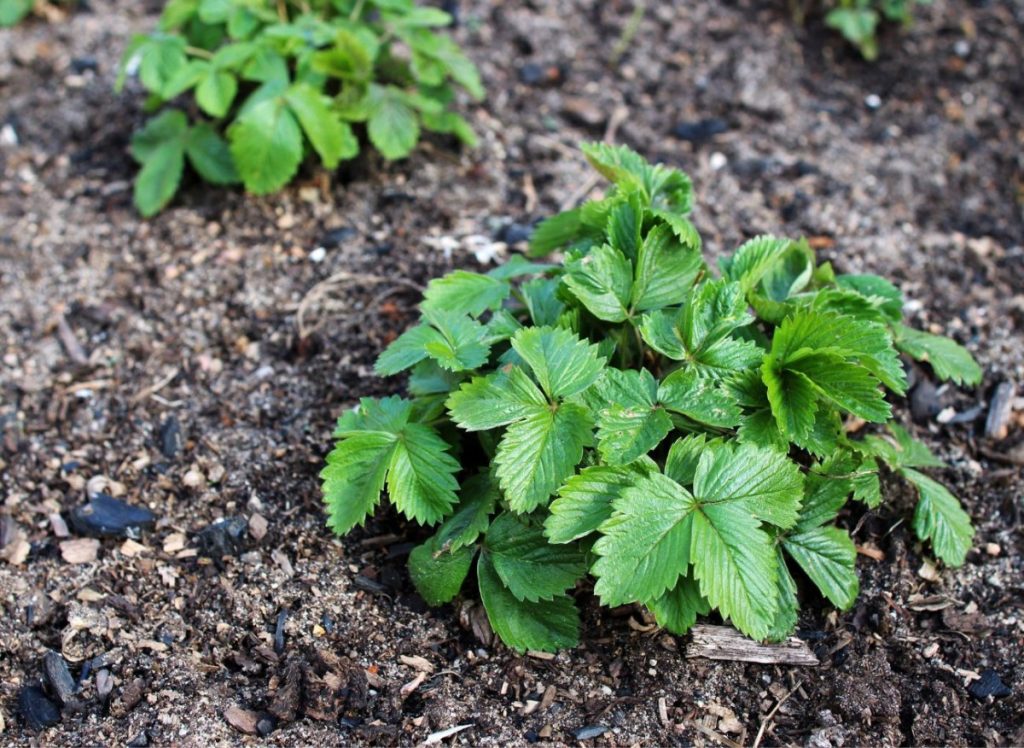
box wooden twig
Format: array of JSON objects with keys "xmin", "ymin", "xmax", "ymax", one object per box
[
  {"xmin": 686, "ymin": 625, "xmax": 819, "ymax": 666},
  {"xmin": 752, "ymin": 680, "xmax": 803, "ymax": 748}
]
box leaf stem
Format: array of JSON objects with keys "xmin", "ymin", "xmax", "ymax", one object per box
[{"xmin": 185, "ymin": 45, "xmax": 214, "ymax": 60}]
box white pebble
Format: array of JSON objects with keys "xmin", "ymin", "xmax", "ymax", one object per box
[
  {"xmin": 709, "ymin": 152, "xmax": 728, "ymax": 171},
  {"xmin": 309, "ymin": 246, "xmax": 326, "ymax": 263}
]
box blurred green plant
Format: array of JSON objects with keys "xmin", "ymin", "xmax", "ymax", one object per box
[
  {"xmin": 793, "ymin": 0, "xmax": 929, "ymax": 59},
  {"xmin": 117, "ymin": 0, "xmax": 484, "ymax": 216}
]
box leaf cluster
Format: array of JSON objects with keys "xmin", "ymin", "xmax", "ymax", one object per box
[
  {"xmin": 321, "ymin": 142, "xmax": 981, "ymax": 652},
  {"xmin": 118, "ymin": 0, "xmax": 483, "ymax": 215},
  {"xmin": 814, "ymin": 0, "xmax": 928, "ymax": 59}
]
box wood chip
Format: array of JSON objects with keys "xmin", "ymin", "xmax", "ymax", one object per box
[
  {"xmin": 120, "ymin": 539, "xmax": 148, "ymax": 557},
  {"xmin": 60, "ymin": 538, "xmax": 100, "ymax": 564},
  {"xmin": 400, "ymin": 655, "xmax": 434, "ymax": 673},
  {"xmin": 918, "ymin": 560, "xmax": 940, "ymax": 582},
  {"xmin": 856, "ymin": 543, "xmax": 885, "ymax": 561},
  {"xmin": 248, "ymin": 513, "xmax": 268, "ymax": 541},
  {"xmin": 163, "ymin": 532, "xmax": 187, "ymax": 554},
  {"xmin": 658, "ymin": 696, "xmax": 669, "ymax": 726},
  {"xmin": 539, "ymin": 684, "xmax": 556, "ymax": 712},
  {"xmin": 985, "ymin": 381, "xmax": 1015, "ymax": 440},
  {"xmin": 424, "ymin": 724, "xmax": 473, "ymax": 745},
  {"xmin": 0, "ymin": 529, "xmax": 30, "ymax": 566},
  {"xmin": 686, "ymin": 625, "xmax": 819, "ymax": 666},
  {"xmin": 49, "ymin": 513, "xmax": 70, "ymax": 538},
  {"xmin": 527, "ymin": 650, "xmax": 555, "ymax": 661},
  {"xmin": 223, "ymin": 705, "xmax": 259, "ymax": 735},
  {"xmin": 401, "ymin": 672, "xmax": 427, "ymax": 699}
]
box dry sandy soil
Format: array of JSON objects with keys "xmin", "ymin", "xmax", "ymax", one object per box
[{"xmin": 1, "ymin": 0, "xmax": 1022, "ymax": 745}]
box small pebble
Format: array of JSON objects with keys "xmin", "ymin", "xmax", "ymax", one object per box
[
  {"xmin": 70, "ymin": 494, "xmax": 155, "ymax": 539},
  {"xmin": 309, "ymin": 247, "xmax": 326, "ymax": 263},
  {"xmin": 865, "ymin": 94, "xmax": 882, "ymax": 109},
  {"xmin": 42, "ymin": 651, "xmax": 77, "ymax": 705},
  {"xmin": 968, "ymin": 669, "xmax": 1011, "ymax": 700},
  {"xmin": 196, "ymin": 517, "xmax": 248, "ymax": 558},
  {"xmin": 671, "ymin": 117, "xmax": 729, "ymax": 143},
  {"xmin": 224, "ymin": 705, "xmax": 260, "ymax": 735},
  {"xmin": 709, "ymin": 152, "xmax": 728, "ymax": 171},
  {"xmin": 574, "ymin": 725, "xmax": 608, "ymax": 741}
]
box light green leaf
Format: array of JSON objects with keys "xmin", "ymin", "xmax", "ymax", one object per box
[
  {"xmin": 664, "ymin": 434, "xmax": 707, "ymax": 487},
  {"xmin": 903, "ymin": 467, "xmax": 973, "ymax": 566},
  {"xmin": 367, "ymin": 84, "xmax": 419, "ymax": 160},
  {"xmin": 563, "ymin": 243, "xmax": 633, "ymax": 323},
  {"xmin": 320, "ymin": 431, "xmax": 396, "ymax": 534},
  {"xmin": 785, "ymin": 352, "xmax": 891, "ymax": 422},
  {"xmin": 528, "ymin": 209, "xmax": 582, "ymax": 256},
  {"xmin": 386, "ymin": 422, "xmax": 460, "ymax": 525},
  {"xmin": 591, "ymin": 369, "xmax": 673, "ymax": 464},
  {"xmin": 783, "ymin": 526, "xmax": 859, "ymax": 609},
  {"xmin": 131, "ymin": 112, "xmax": 189, "ymax": 217},
  {"xmin": 477, "ymin": 554, "xmax": 579, "ymax": 653},
  {"xmin": 658, "ymin": 368, "xmax": 741, "ymax": 428},
  {"xmin": 631, "ymin": 223, "xmax": 702, "ymax": 311},
  {"xmin": 494, "ymin": 403, "xmax": 592, "ymax": 513},
  {"xmin": 546, "ymin": 460, "xmax": 655, "ymax": 544},
  {"xmin": 511, "ymin": 326, "xmax": 605, "ymax": 400},
  {"xmin": 485, "ymin": 512, "xmax": 586, "ymax": 602},
  {"xmin": 592, "ymin": 471, "xmax": 696, "ymax": 606},
  {"xmin": 421, "ymin": 270, "xmax": 511, "ymax": 317},
  {"xmin": 446, "ymin": 366, "xmax": 546, "ymax": 431},
  {"xmin": 646, "ymin": 574, "xmax": 709, "ymax": 635},
  {"xmin": 895, "ymin": 325, "xmax": 982, "ymax": 387},
  {"xmin": 421, "ymin": 310, "xmax": 491, "ymax": 372},
  {"xmin": 690, "ymin": 501, "xmax": 778, "ymax": 640},
  {"xmin": 720, "ymin": 235, "xmax": 793, "ymax": 293},
  {"xmin": 520, "ymin": 278, "xmax": 565, "ymax": 326},
  {"xmin": 285, "ymin": 83, "xmax": 357, "ymax": 168},
  {"xmin": 228, "ymin": 97, "xmax": 303, "ymax": 194},
  {"xmin": 196, "ymin": 68, "xmax": 237, "ymax": 118},
  {"xmin": 185, "ymin": 124, "xmax": 239, "ymax": 184},
  {"xmin": 693, "ymin": 441, "xmax": 804, "ymax": 529},
  {"xmin": 408, "ymin": 536, "xmax": 475, "ymax": 605},
  {"xmin": 376, "ymin": 324, "xmax": 434, "ymax": 376}
]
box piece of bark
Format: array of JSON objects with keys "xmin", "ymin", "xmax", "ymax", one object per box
[
  {"xmin": 60, "ymin": 538, "xmax": 100, "ymax": 564},
  {"xmin": 685, "ymin": 625, "xmax": 819, "ymax": 666},
  {"xmin": 224, "ymin": 705, "xmax": 259, "ymax": 735},
  {"xmin": 985, "ymin": 382, "xmax": 1015, "ymax": 440}
]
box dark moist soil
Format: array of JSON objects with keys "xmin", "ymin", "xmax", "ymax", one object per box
[{"xmin": 1, "ymin": 0, "xmax": 1023, "ymax": 745}]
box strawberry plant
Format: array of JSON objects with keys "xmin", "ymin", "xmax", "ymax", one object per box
[
  {"xmin": 321, "ymin": 143, "xmax": 982, "ymax": 652},
  {"xmin": 795, "ymin": 0, "xmax": 929, "ymax": 59},
  {"xmin": 117, "ymin": 0, "xmax": 483, "ymax": 216}
]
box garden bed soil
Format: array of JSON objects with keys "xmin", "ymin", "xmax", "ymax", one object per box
[{"xmin": 1, "ymin": 0, "xmax": 1023, "ymax": 745}]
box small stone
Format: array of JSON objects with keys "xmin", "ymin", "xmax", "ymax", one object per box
[
  {"xmin": 709, "ymin": 152, "xmax": 728, "ymax": 171},
  {"xmin": 865, "ymin": 94, "xmax": 882, "ymax": 110},
  {"xmin": 60, "ymin": 538, "xmax": 100, "ymax": 564},
  {"xmin": 70, "ymin": 494, "xmax": 155, "ymax": 538},
  {"xmin": 70, "ymin": 57, "xmax": 98, "ymax": 73},
  {"xmin": 182, "ymin": 469, "xmax": 204, "ymax": 488},
  {"xmin": 910, "ymin": 379, "xmax": 944, "ymax": 422},
  {"xmin": 127, "ymin": 730, "xmax": 149, "ymax": 747},
  {"xmin": 256, "ymin": 715, "xmax": 277, "ymax": 737},
  {"xmin": 18, "ymin": 685, "xmax": 60, "ymax": 730},
  {"xmin": 496, "ymin": 222, "xmax": 532, "ymax": 246},
  {"xmin": 985, "ymin": 543, "xmax": 1000, "ymax": 557},
  {"xmin": 562, "ymin": 97, "xmax": 605, "ymax": 128},
  {"xmin": 968, "ymin": 669, "xmax": 1011, "ymax": 700},
  {"xmin": 953, "ymin": 39, "xmax": 971, "ymax": 58},
  {"xmin": 224, "ymin": 705, "xmax": 259, "ymax": 735},
  {"xmin": 42, "ymin": 651, "xmax": 77, "ymax": 705},
  {"xmin": 321, "ymin": 226, "xmax": 357, "ymax": 247},
  {"xmin": 574, "ymin": 725, "xmax": 608, "ymax": 740},
  {"xmin": 518, "ymin": 62, "xmax": 545, "ymax": 85},
  {"xmin": 671, "ymin": 118, "xmax": 729, "ymax": 143},
  {"xmin": 159, "ymin": 416, "xmax": 181, "ymax": 459},
  {"xmin": 196, "ymin": 517, "xmax": 248, "ymax": 558},
  {"xmin": 309, "ymin": 247, "xmax": 327, "ymax": 263}
]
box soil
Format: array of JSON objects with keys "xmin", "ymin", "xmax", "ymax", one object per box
[{"xmin": 1, "ymin": 0, "xmax": 1023, "ymax": 745}]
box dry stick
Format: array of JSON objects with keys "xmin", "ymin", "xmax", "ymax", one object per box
[
  {"xmin": 130, "ymin": 367, "xmax": 180, "ymax": 404},
  {"xmin": 752, "ymin": 679, "xmax": 804, "ymax": 748},
  {"xmin": 295, "ymin": 271, "xmax": 423, "ymax": 339},
  {"xmin": 686, "ymin": 720, "xmax": 743, "ymax": 748}
]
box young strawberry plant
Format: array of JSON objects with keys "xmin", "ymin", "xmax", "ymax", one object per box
[
  {"xmin": 794, "ymin": 0, "xmax": 928, "ymax": 59},
  {"xmin": 321, "ymin": 143, "xmax": 982, "ymax": 652},
  {"xmin": 117, "ymin": 0, "xmax": 483, "ymax": 216}
]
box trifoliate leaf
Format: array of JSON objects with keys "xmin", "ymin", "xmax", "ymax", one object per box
[
  {"xmin": 591, "ymin": 369, "xmax": 673, "ymax": 464},
  {"xmin": 592, "ymin": 471, "xmax": 696, "ymax": 606},
  {"xmin": 134, "ymin": 139, "xmax": 185, "ymax": 218},
  {"xmin": 563, "ymin": 243, "xmax": 633, "ymax": 323},
  {"xmin": 895, "ymin": 325, "xmax": 982, "ymax": 386},
  {"xmin": 631, "ymin": 224, "xmax": 702, "ymax": 312},
  {"xmin": 408, "ymin": 535, "xmax": 475, "ymax": 605},
  {"xmin": 783, "ymin": 526, "xmax": 859, "ymax": 609},
  {"xmin": 693, "ymin": 441, "xmax": 804, "ymax": 529},
  {"xmin": 320, "ymin": 431, "xmax": 396, "ymax": 534},
  {"xmin": 435, "ymin": 472, "xmax": 498, "ymax": 552},
  {"xmin": 580, "ymin": 142, "xmax": 693, "ymax": 213},
  {"xmin": 367, "ymin": 84, "xmax": 419, "ymax": 160},
  {"xmin": 646, "ymin": 574, "xmax": 709, "ymax": 635},
  {"xmin": 690, "ymin": 501, "xmax": 778, "ymax": 640},
  {"xmin": 511, "ymin": 326, "xmax": 605, "ymax": 400},
  {"xmin": 651, "ymin": 209, "xmax": 701, "ymax": 250},
  {"xmin": 903, "ymin": 467, "xmax": 973, "ymax": 566},
  {"xmin": 520, "ymin": 278, "xmax": 566, "ymax": 326},
  {"xmin": 386, "ymin": 422, "xmax": 460, "ymax": 525},
  {"xmin": 421, "ymin": 310, "xmax": 491, "ymax": 372},
  {"xmin": 785, "ymin": 352, "xmax": 891, "ymax": 423},
  {"xmin": 720, "ymin": 235, "xmax": 793, "ymax": 293},
  {"xmin": 196, "ymin": 68, "xmax": 238, "ymax": 117},
  {"xmin": 285, "ymin": 83, "xmax": 358, "ymax": 168},
  {"xmin": 185, "ymin": 124, "xmax": 240, "ymax": 184},
  {"xmin": 545, "ymin": 460, "xmax": 656, "ymax": 544},
  {"xmin": 658, "ymin": 368, "xmax": 742, "ymax": 428},
  {"xmin": 228, "ymin": 96, "xmax": 303, "ymax": 194},
  {"xmin": 376, "ymin": 324, "xmax": 435, "ymax": 376},
  {"xmin": 446, "ymin": 366, "xmax": 547, "ymax": 430},
  {"xmin": 477, "ymin": 554, "xmax": 579, "ymax": 653},
  {"xmin": 494, "ymin": 403, "xmax": 592, "ymax": 513},
  {"xmin": 664, "ymin": 434, "xmax": 707, "ymax": 487},
  {"xmin": 484, "ymin": 512, "xmax": 586, "ymax": 602},
  {"xmin": 528, "ymin": 208, "xmax": 582, "ymax": 256},
  {"xmin": 421, "ymin": 270, "xmax": 511, "ymax": 317},
  {"xmin": 766, "ymin": 552, "xmax": 800, "ymax": 642}
]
